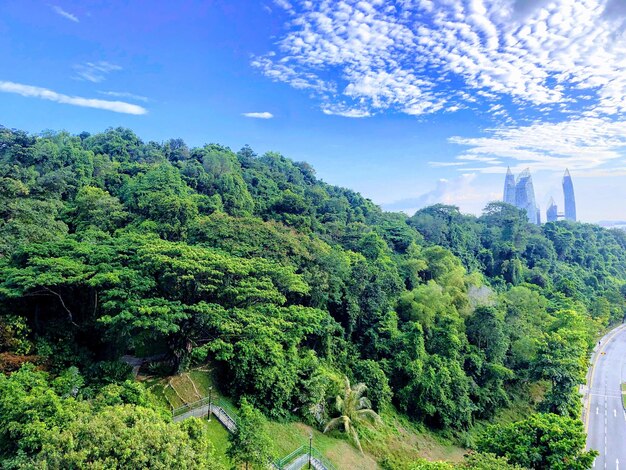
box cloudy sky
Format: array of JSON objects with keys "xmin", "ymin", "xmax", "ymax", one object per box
[{"xmin": 2, "ymin": 0, "xmax": 626, "ymax": 221}]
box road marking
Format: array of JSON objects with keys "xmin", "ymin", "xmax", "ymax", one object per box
[
  {"xmin": 623, "ymin": 410, "xmax": 626, "ymax": 421},
  {"xmin": 617, "ymin": 458, "xmax": 619, "ymax": 470},
  {"xmin": 597, "ymin": 407, "xmax": 599, "ymax": 414},
  {"xmin": 585, "ymin": 325, "xmax": 626, "ymax": 434}
]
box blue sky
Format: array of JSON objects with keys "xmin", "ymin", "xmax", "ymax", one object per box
[{"xmin": 2, "ymin": 0, "xmax": 626, "ymax": 222}]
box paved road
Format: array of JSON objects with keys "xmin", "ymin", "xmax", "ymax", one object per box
[{"xmin": 585, "ymin": 324, "xmax": 626, "ymax": 469}]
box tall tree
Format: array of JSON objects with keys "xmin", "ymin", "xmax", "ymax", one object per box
[{"xmin": 227, "ymin": 398, "xmax": 274, "ymax": 470}]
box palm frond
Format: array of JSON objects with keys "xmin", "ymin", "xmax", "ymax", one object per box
[
  {"xmin": 356, "ymin": 408, "xmax": 382, "ymax": 425},
  {"xmin": 352, "ymin": 382, "xmax": 368, "ymax": 398},
  {"xmin": 324, "ymin": 416, "xmax": 345, "ymax": 433},
  {"xmin": 357, "ymin": 396, "xmax": 372, "ymax": 410},
  {"xmin": 343, "ymin": 376, "xmax": 351, "ymax": 392},
  {"xmin": 335, "ymin": 395, "xmax": 344, "ymax": 413}
]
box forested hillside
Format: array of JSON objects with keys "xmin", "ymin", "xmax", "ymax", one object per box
[{"xmin": 1, "ymin": 126, "xmax": 621, "ymax": 468}]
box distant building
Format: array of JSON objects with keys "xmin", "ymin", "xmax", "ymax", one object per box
[
  {"xmin": 563, "ymin": 169, "xmax": 576, "ymax": 221},
  {"xmin": 514, "ymin": 168, "xmax": 540, "ymax": 224},
  {"xmin": 546, "ymin": 197, "xmax": 558, "ymax": 222},
  {"xmin": 503, "ymin": 168, "xmax": 577, "ymax": 224},
  {"xmin": 503, "ymin": 167, "xmax": 516, "ymax": 205}
]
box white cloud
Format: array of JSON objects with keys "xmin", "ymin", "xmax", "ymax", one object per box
[
  {"xmin": 322, "ymin": 106, "xmax": 371, "ymax": 117},
  {"xmin": 254, "ymin": 0, "xmax": 626, "ymax": 119},
  {"xmin": 74, "ymin": 62, "xmax": 122, "ymax": 83},
  {"xmin": 98, "ymin": 91, "xmax": 149, "ymax": 102},
  {"xmin": 450, "ymin": 116, "xmax": 626, "ymax": 174},
  {"xmin": 0, "ymin": 81, "xmax": 147, "ymax": 115},
  {"xmin": 242, "ymin": 112, "xmax": 274, "ymax": 119},
  {"xmin": 51, "ymin": 5, "xmax": 78, "ymax": 22},
  {"xmin": 382, "ymin": 173, "xmax": 498, "ymax": 215},
  {"xmin": 273, "ymin": 0, "xmax": 293, "ymax": 11}
]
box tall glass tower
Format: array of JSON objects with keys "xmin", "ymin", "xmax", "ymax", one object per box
[
  {"xmin": 546, "ymin": 197, "xmax": 558, "ymax": 222},
  {"xmin": 515, "ymin": 168, "xmax": 539, "ymax": 224},
  {"xmin": 503, "ymin": 167, "xmax": 516, "ymax": 205},
  {"xmin": 563, "ymin": 169, "xmax": 576, "ymax": 221}
]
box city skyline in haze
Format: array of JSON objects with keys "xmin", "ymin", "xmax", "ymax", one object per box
[{"xmin": 2, "ymin": 1, "xmax": 626, "ymax": 222}]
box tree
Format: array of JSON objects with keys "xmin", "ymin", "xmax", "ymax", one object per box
[
  {"xmin": 69, "ymin": 185, "xmax": 127, "ymax": 232},
  {"xmin": 227, "ymin": 398, "xmax": 274, "ymax": 469},
  {"xmin": 353, "ymin": 359, "xmax": 392, "ymax": 411},
  {"xmin": 465, "ymin": 306, "xmax": 508, "ymax": 364},
  {"xmin": 477, "ymin": 413, "xmax": 597, "ymax": 469},
  {"xmin": 324, "ymin": 377, "xmax": 381, "ymax": 452},
  {"xmin": 36, "ymin": 406, "xmax": 223, "ymax": 469},
  {"xmin": 0, "ymin": 364, "xmax": 222, "ymax": 469},
  {"xmin": 532, "ymin": 327, "xmax": 587, "ymax": 417}
]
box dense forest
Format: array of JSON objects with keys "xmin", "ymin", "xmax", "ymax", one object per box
[{"xmin": 2, "ymin": 125, "xmax": 623, "ymax": 468}]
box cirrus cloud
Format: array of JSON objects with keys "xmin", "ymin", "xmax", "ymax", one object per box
[
  {"xmin": 51, "ymin": 5, "xmax": 78, "ymax": 22},
  {"xmin": 0, "ymin": 81, "xmax": 147, "ymax": 115},
  {"xmin": 242, "ymin": 111, "xmax": 274, "ymax": 119}
]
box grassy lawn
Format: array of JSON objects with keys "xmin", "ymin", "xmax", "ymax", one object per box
[{"xmin": 205, "ymin": 418, "xmax": 231, "ymax": 468}]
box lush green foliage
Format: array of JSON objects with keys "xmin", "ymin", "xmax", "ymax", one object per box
[
  {"xmin": 0, "ymin": 364, "xmax": 223, "ymax": 469},
  {"xmin": 477, "ymin": 413, "xmax": 597, "ymax": 469},
  {"xmin": 1, "ymin": 126, "xmax": 622, "ymax": 466},
  {"xmin": 227, "ymin": 397, "xmax": 274, "ymax": 469}
]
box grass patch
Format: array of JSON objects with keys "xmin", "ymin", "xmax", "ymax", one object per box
[
  {"xmin": 359, "ymin": 407, "xmax": 465, "ymax": 467},
  {"xmin": 189, "ymin": 369, "xmax": 214, "ymax": 396},
  {"xmin": 169, "ymin": 374, "xmax": 202, "ymax": 403},
  {"xmin": 622, "ymin": 383, "xmax": 626, "ymax": 409},
  {"xmin": 264, "ymin": 421, "xmax": 379, "ymax": 469},
  {"xmin": 162, "ymin": 384, "xmax": 185, "ymax": 409},
  {"xmin": 205, "ymin": 417, "xmax": 231, "ymax": 468},
  {"xmin": 147, "ymin": 382, "xmax": 171, "ymax": 410}
]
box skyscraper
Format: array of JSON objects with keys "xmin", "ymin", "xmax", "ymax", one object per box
[
  {"xmin": 515, "ymin": 168, "xmax": 539, "ymax": 224},
  {"xmin": 563, "ymin": 169, "xmax": 576, "ymax": 221},
  {"xmin": 546, "ymin": 197, "xmax": 558, "ymax": 222},
  {"xmin": 503, "ymin": 166, "xmax": 516, "ymax": 205}
]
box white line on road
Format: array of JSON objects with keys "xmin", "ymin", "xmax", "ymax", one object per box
[
  {"xmin": 597, "ymin": 407, "xmax": 599, "ymax": 414},
  {"xmin": 614, "ymin": 409, "xmax": 617, "ymax": 418}
]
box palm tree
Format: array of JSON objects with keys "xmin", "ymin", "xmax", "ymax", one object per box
[{"xmin": 323, "ymin": 376, "xmax": 381, "ymax": 452}]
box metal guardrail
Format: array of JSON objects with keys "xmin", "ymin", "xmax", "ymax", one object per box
[
  {"xmin": 273, "ymin": 445, "xmax": 336, "ymax": 470},
  {"xmin": 172, "ymin": 396, "xmax": 238, "ymax": 420},
  {"xmin": 172, "ymin": 396, "xmax": 211, "ymax": 418},
  {"xmin": 173, "ymin": 396, "xmax": 334, "ymax": 470},
  {"xmin": 310, "ymin": 447, "xmax": 336, "ymax": 470},
  {"xmin": 274, "ymin": 445, "xmax": 306, "ymax": 468}
]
